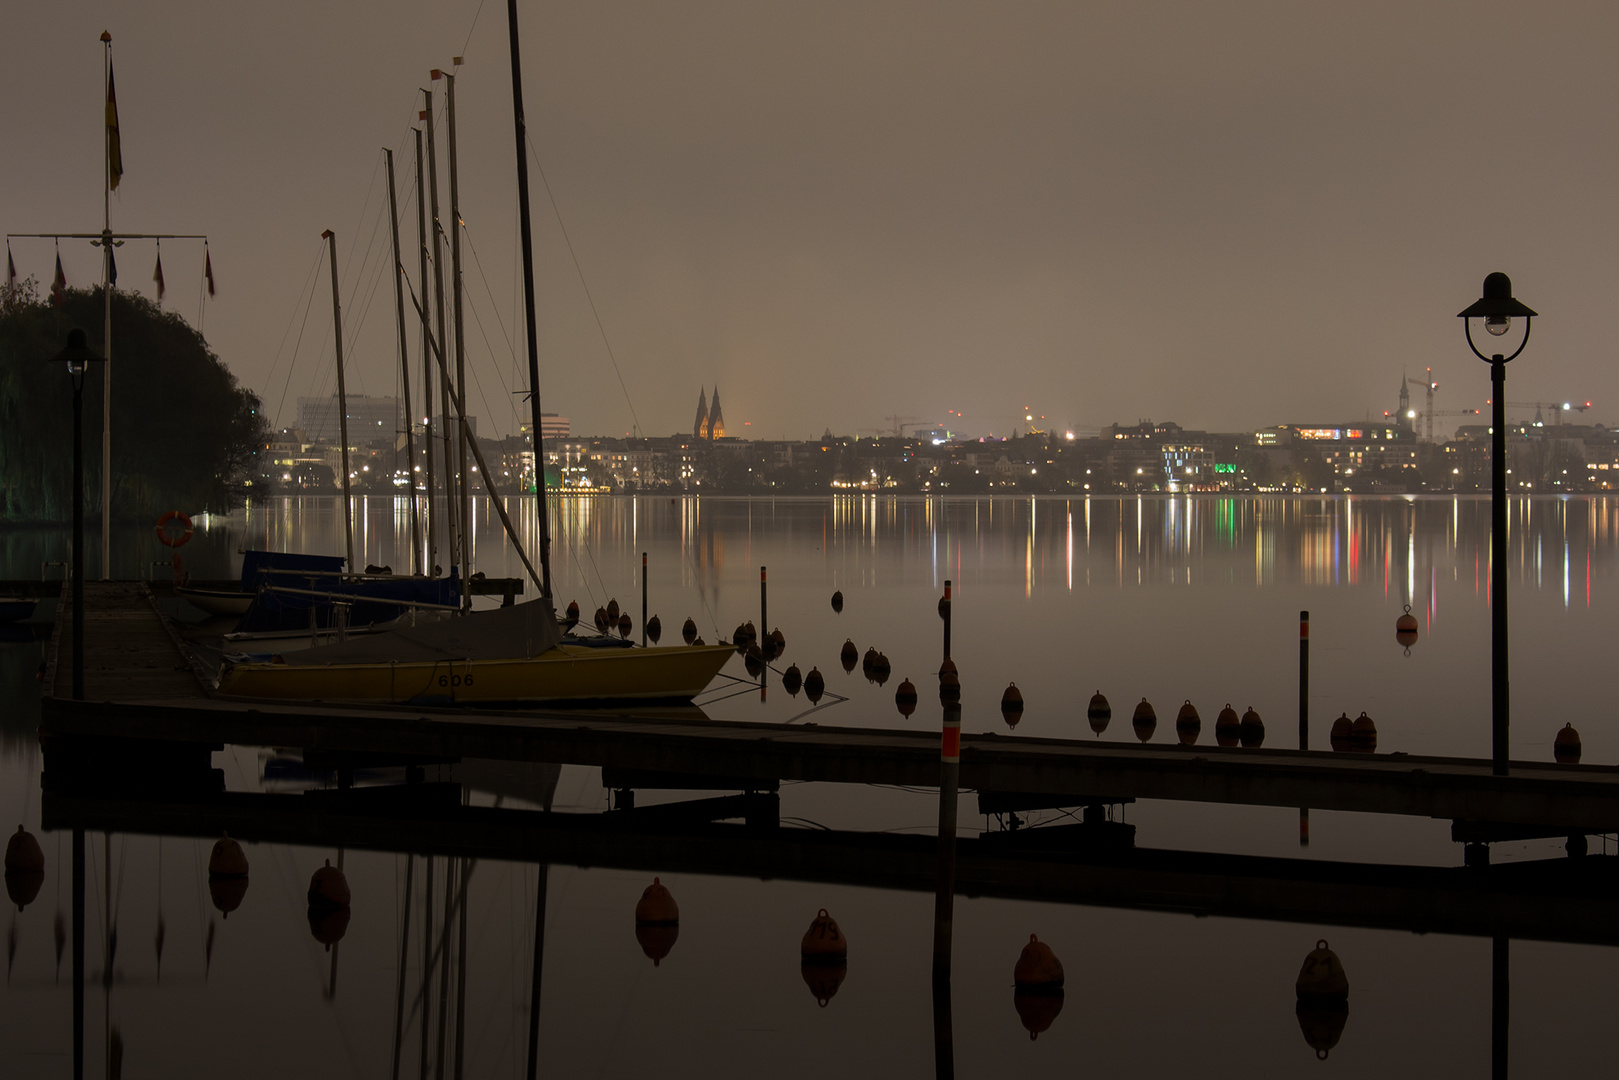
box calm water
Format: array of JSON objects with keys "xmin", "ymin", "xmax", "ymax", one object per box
[{"xmin": 2, "ymin": 495, "xmax": 1616, "ymax": 1077}]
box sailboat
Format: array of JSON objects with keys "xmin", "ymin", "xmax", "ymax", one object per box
[{"xmin": 216, "ymin": 11, "xmax": 734, "ymax": 707}]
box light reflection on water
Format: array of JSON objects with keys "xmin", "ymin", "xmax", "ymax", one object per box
[{"xmin": 2, "ymin": 496, "xmax": 1617, "ymax": 1077}]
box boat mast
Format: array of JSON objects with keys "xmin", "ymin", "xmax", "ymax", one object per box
[
  {"xmin": 504, "ymin": 0, "xmax": 554, "ymax": 599},
  {"xmin": 384, "ymin": 148, "xmax": 422, "ymax": 575},
  {"xmin": 321, "ymin": 229, "xmax": 356, "ymax": 573},
  {"xmin": 100, "ymin": 31, "xmax": 114, "ymax": 579},
  {"xmin": 413, "ymin": 122, "xmax": 438, "ymax": 575},
  {"xmin": 444, "ymin": 63, "xmax": 472, "ymax": 610},
  {"xmin": 423, "ymin": 86, "xmax": 461, "ymax": 585}
]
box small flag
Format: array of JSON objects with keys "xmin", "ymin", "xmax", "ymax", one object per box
[
  {"xmin": 51, "ymin": 252, "xmax": 67, "ymax": 306},
  {"xmin": 107, "ymin": 61, "xmax": 123, "ymax": 191},
  {"xmin": 153, "ymin": 245, "xmax": 165, "ymax": 301},
  {"xmin": 5, "ymin": 244, "xmax": 14, "ymax": 290},
  {"xmin": 204, "ymin": 248, "xmax": 215, "ymax": 297},
  {"xmin": 109, "ymin": 245, "xmax": 119, "ymax": 287}
]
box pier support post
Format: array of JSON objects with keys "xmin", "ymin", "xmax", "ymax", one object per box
[
  {"xmin": 1492, "ymin": 935, "xmax": 1509, "ymax": 1079},
  {"xmin": 641, "ymin": 553, "xmax": 648, "ymax": 647},
  {"xmin": 941, "ymin": 580, "xmax": 952, "ymax": 662},
  {"xmin": 1299, "ymin": 609, "xmax": 1309, "ymax": 846},
  {"xmin": 72, "ymin": 828, "xmax": 84, "ymax": 1080},
  {"xmin": 932, "ymin": 703, "xmax": 961, "ymax": 980}
]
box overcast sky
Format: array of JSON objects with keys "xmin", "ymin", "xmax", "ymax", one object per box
[{"xmin": 7, "ymin": 2, "xmax": 1619, "ymax": 441}]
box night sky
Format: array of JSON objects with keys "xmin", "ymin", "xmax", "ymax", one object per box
[{"xmin": 7, "ymin": 1, "xmax": 1619, "ymax": 440}]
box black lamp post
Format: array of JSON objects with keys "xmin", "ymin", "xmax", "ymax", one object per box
[
  {"xmin": 1458, "ymin": 272, "xmax": 1537, "ymax": 776},
  {"xmin": 51, "ymin": 328, "xmax": 106, "ymax": 701}
]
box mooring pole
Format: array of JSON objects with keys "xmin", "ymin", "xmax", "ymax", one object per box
[
  {"xmin": 760, "ymin": 565, "xmax": 767, "ymax": 638},
  {"xmin": 72, "ymin": 828, "xmax": 85, "ymax": 1080},
  {"xmin": 1492, "ymin": 935, "xmax": 1509, "ymax": 1079},
  {"xmin": 641, "ymin": 552, "xmax": 648, "ymax": 647},
  {"xmin": 932, "ymin": 702, "xmax": 961, "ymax": 980},
  {"xmin": 1299, "ymin": 609, "xmax": 1310, "ymax": 846},
  {"xmin": 931, "ymin": 971, "xmax": 955, "ymax": 1080},
  {"xmin": 941, "ymin": 580, "xmax": 952, "ymax": 662}
]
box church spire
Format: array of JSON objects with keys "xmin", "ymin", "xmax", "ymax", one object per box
[
  {"xmin": 694, "ymin": 387, "xmax": 709, "ymax": 440},
  {"xmin": 708, "ymin": 388, "xmax": 725, "ymax": 439}
]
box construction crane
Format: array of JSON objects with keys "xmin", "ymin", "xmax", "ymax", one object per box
[
  {"xmin": 1503, "ymin": 401, "xmax": 1592, "ymax": 427},
  {"xmin": 1415, "ymin": 408, "xmax": 1481, "ymax": 441}
]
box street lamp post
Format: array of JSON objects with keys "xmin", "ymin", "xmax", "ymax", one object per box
[
  {"xmin": 51, "ymin": 328, "xmax": 106, "ymax": 701},
  {"xmin": 1458, "ymin": 272, "xmax": 1537, "ymax": 776}
]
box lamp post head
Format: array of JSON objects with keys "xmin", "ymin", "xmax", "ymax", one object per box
[
  {"xmin": 50, "ymin": 328, "xmax": 105, "ymax": 379},
  {"xmin": 1459, "ymin": 272, "xmax": 1537, "ymax": 361}
]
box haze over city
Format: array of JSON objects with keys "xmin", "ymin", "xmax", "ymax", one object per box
[{"xmin": 6, "ymin": 2, "xmax": 1619, "ymax": 440}]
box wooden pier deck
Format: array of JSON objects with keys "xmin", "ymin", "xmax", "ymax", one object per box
[{"xmin": 39, "ymin": 581, "xmax": 1619, "ymax": 834}]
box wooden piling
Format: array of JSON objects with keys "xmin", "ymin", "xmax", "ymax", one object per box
[{"xmin": 932, "ymin": 703, "xmax": 961, "ymax": 980}]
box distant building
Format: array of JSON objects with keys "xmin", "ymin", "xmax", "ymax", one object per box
[
  {"xmin": 298, "ymin": 395, "xmax": 399, "ymax": 445},
  {"xmin": 694, "ymin": 388, "xmax": 710, "ymax": 439}
]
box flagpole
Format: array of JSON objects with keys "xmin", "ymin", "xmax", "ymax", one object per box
[{"xmin": 100, "ymin": 31, "xmax": 113, "ymax": 579}]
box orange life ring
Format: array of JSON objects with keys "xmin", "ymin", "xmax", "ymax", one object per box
[{"xmin": 155, "ymin": 511, "xmax": 194, "ymax": 548}]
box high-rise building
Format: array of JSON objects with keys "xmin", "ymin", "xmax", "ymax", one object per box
[{"xmin": 297, "ymin": 395, "xmax": 400, "ymax": 445}]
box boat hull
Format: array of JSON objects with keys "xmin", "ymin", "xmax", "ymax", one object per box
[
  {"xmin": 216, "ymin": 643, "xmax": 736, "ymax": 706},
  {"xmin": 175, "ymin": 587, "xmax": 255, "ymax": 617}
]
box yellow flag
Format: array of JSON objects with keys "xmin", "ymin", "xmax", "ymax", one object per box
[{"xmin": 107, "ymin": 61, "xmax": 123, "ymax": 190}]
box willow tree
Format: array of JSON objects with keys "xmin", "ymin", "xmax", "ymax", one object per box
[{"xmin": 0, "ymin": 280, "xmax": 266, "ymax": 522}]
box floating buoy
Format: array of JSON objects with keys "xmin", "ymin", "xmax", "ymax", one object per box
[
  {"xmin": 209, "ymin": 876, "xmax": 248, "ymax": 919},
  {"xmin": 801, "ymin": 958, "xmax": 847, "ymax": 1007},
  {"xmin": 565, "ymin": 599, "xmax": 580, "ymax": 625},
  {"xmin": 1013, "ymin": 933, "xmax": 1064, "ymax": 988},
  {"xmin": 1349, "ymin": 712, "xmax": 1377, "ymax": 753},
  {"xmin": 804, "ymin": 667, "xmax": 825, "ymax": 704},
  {"xmin": 761, "ymin": 633, "xmax": 780, "ymax": 662},
  {"xmin": 744, "ymin": 645, "xmax": 764, "ymax": 678},
  {"xmin": 939, "ymin": 667, "xmax": 961, "ymax": 703},
  {"xmin": 1396, "ymin": 605, "xmax": 1418, "ymax": 653},
  {"xmin": 682, "ymin": 617, "xmax": 697, "ymax": 645},
  {"xmin": 606, "ymin": 598, "xmax": 620, "ymax": 623},
  {"xmin": 4, "ymin": 826, "xmax": 44, "ymax": 874},
  {"xmin": 801, "ymin": 908, "xmax": 847, "ymax": 961},
  {"xmin": 831, "ymin": 590, "xmax": 844, "ymax": 613},
  {"xmin": 939, "ymin": 657, "xmax": 958, "ymax": 680},
  {"xmin": 938, "ymin": 594, "xmax": 951, "ymax": 620},
  {"xmin": 1296, "ymin": 997, "xmax": 1350, "ymax": 1060},
  {"xmin": 1330, "ymin": 713, "xmax": 1353, "ymax": 752},
  {"xmin": 1014, "ymin": 988, "xmax": 1065, "ymax": 1040},
  {"xmin": 770, "ymin": 628, "xmax": 786, "ymax": 656},
  {"xmin": 1131, "ymin": 698, "xmax": 1157, "ymax": 743},
  {"xmin": 307, "ymin": 905, "xmax": 350, "ymax": 949},
  {"xmin": 1296, "ymin": 939, "xmax": 1349, "ymax": 1001},
  {"xmin": 1175, "ymin": 700, "xmax": 1201, "ymax": 745},
  {"xmin": 1087, "ymin": 692, "xmax": 1111, "ymax": 735},
  {"xmin": 647, "ymin": 615, "xmax": 662, "ymax": 644},
  {"xmin": 1001, "ymin": 683, "xmax": 1024, "ymax": 728},
  {"xmin": 618, "ymin": 612, "xmax": 633, "ymax": 639},
  {"xmin": 743, "ymin": 621, "xmax": 758, "ymax": 644},
  {"xmin": 871, "ymin": 653, "xmax": 892, "ymax": 686},
  {"xmin": 692, "ymin": 636, "xmax": 705, "ymax": 646},
  {"xmin": 307, "ymin": 859, "xmax": 351, "ymax": 909},
  {"xmin": 733, "ymin": 624, "xmax": 751, "ymax": 650},
  {"xmin": 895, "ymin": 679, "xmax": 918, "ymax": 717},
  {"xmin": 6, "ymin": 866, "xmax": 43, "ymax": 911},
  {"xmin": 1240, "ymin": 706, "xmax": 1265, "ymax": 748},
  {"xmin": 1215, "ymin": 704, "xmax": 1240, "ymax": 747},
  {"xmin": 207, "ymin": 834, "xmax": 248, "ymax": 879},
  {"xmin": 840, "ymin": 640, "xmax": 859, "ymax": 672},
  {"xmin": 637, "ymin": 922, "xmax": 679, "ymax": 967},
  {"xmin": 783, "ymin": 664, "xmax": 803, "ymax": 696},
  {"xmin": 862, "ymin": 646, "xmax": 879, "ymax": 676},
  {"xmin": 1555, "ymin": 723, "xmax": 1582, "ymax": 764},
  {"xmin": 594, "ymin": 607, "xmax": 609, "ymax": 633},
  {"xmin": 634, "ymin": 877, "xmax": 679, "ymax": 924}
]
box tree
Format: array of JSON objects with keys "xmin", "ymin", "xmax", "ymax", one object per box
[{"xmin": 0, "ymin": 284, "xmax": 268, "ymax": 522}]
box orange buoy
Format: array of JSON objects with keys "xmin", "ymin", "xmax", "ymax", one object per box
[
  {"xmin": 895, "ymin": 678, "xmax": 918, "ymax": 717},
  {"xmin": 565, "ymin": 599, "xmax": 580, "ymax": 625},
  {"xmin": 831, "ymin": 590, "xmax": 844, "ymax": 613},
  {"xmin": 1001, "ymin": 683, "xmax": 1024, "ymax": 728},
  {"xmin": 733, "ymin": 623, "xmax": 751, "ymax": 650},
  {"xmin": 744, "ymin": 645, "xmax": 764, "ymax": 677},
  {"xmin": 801, "ymin": 908, "xmax": 847, "ymax": 961},
  {"xmin": 1330, "ymin": 713, "xmax": 1353, "ymax": 752},
  {"xmin": 207, "ymin": 833, "xmax": 248, "ymax": 879},
  {"xmin": 770, "ymin": 628, "xmax": 786, "ymax": 655},
  {"xmin": 937, "ymin": 594, "xmax": 951, "ymax": 619},
  {"xmin": 783, "ymin": 664, "xmax": 803, "ymax": 696},
  {"xmin": 1554, "ymin": 723, "xmax": 1581, "ymax": 764},
  {"xmin": 1296, "ymin": 939, "xmax": 1349, "ymax": 1000},
  {"xmin": 862, "ymin": 646, "xmax": 879, "ymax": 676},
  {"xmin": 6, "ymin": 866, "xmax": 43, "ymax": 911},
  {"xmin": 1087, "ymin": 692, "xmax": 1111, "ymax": 735},
  {"xmin": 1131, "ymin": 698, "xmax": 1156, "ymax": 742},
  {"xmin": 208, "ymin": 876, "xmax": 248, "ymax": 919},
  {"xmin": 804, "ymin": 667, "xmax": 825, "ymax": 704},
  {"xmin": 307, "ymin": 859, "xmax": 351, "ymax": 909},
  {"xmin": 1175, "ymin": 700, "xmax": 1201, "ymax": 745},
  {"xmin": 840, "ymin": 639, "xmax": 859, "ymax": 672},
  {"xmin": 1014, "ymin": 988, "xmax": 1065, "ymax": 1040},
  {"xmin": 594, "ymin": 607, "xmax": 609, "ymax": 633},
  {"xmin": 939, "ymin": 667, "xmax": 961, "ymax": 703},
  {"xmin": 682, "ymin": 617, "xmax": 697, "ymax": 645},
  {"xmin": 1214, "ymin": 704, "xmax": 1240, "ymax": 746},
  {"xmin": 634, "ymin": 877, "xmax": 679, "ymax": 924},
  {"xmin": 801, "ymin": 958, "xmax": 847, "ymax": 1007},
  {"xmin": 1396, "ymin": 605, "xmax": 1418, "ymax": 652},
  {"xmin": 692, "ymin": 636, "xmax": 706, "ymax": 646},
  {"xmin": 1013, "ymin": 933, "xmax": 1064, "ymax": 988},
  {"xmin": 606, "ymin": 598, "xmax": 620, "ymax": 623},
  {"xmin": 636, "ymin": 922, "xmax": 680, "ymax": 966},
  {"xmin": 1349, "ymin": 711, "xmax": 1377, "ymax": 753},
  {"xmin": 4, "ymin": 826, "xmax": 44, "ymax": 874},
  {"xmin": 1296, "ymin": 997, "xmax": 1350, "ymax": 1060},
  {"xmin": 618, "ymin": 612, "xmax": 633, "ymax": 639},
  {"xmin": 939, "ymin": 657, "xmax": 958, "ymax": 680},
  {"xmin": 871, "ymin": 653, "xmax": 892, "ymax": 686},
  {"xmin": 743, "ymin": 621, "xmax": 757, "ymax": 644},
  {"xmin": 308, "ymin": 905, "xmax": 350, "ymax": 949},
  {"xmin": 647, "ymin": 615, "xmax": 662, "ymax": 643},
  {"xmin": 1240, "ymin": 706, "xmax": 1265, "ymax": 748}
]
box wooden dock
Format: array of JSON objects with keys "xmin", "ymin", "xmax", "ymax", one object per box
[{"xmin": 39, "ymin": 580, "xmax": 1619, "ymax": 835}]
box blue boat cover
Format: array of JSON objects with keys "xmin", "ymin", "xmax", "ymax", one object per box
[{"xmin": 233, "ymin": 551, "xmax": 460, "ymax": 633}]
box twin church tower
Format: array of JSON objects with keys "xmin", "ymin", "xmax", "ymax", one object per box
[{"xmin": 693, "ymin": 388, "xmax": 726, "ymax": 440}]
